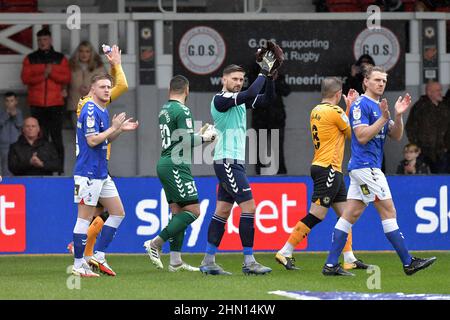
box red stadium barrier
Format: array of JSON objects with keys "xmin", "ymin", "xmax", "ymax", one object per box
[
  {"xmin": 360, "ymin": 0, "xmax": 377, "ymax": 11},
  {"xmin": 326, "ymin": 0, "xmax": 361, "ymax": 12},
  {"xmin": 0, "ymin": 0, "xmax": 38, "ymax": 54}
]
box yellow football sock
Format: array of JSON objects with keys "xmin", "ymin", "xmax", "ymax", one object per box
[
  {"xmin": 84, "ymin": 216, "xmax": 105, "ymax": 257},
  {"xmin": 343, "ymin": 230, "xmax": 353, "ymax": 253},
  {"xmin": 287, "ymin": 221, "xmax": 311, "ymax": 247}
]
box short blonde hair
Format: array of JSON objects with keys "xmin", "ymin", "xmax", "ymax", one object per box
[{"xmin": 90, "ymin": 73, "xmax": 113, "ymax": 86}]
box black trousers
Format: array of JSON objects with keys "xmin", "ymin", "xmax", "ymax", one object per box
[
  {"xmin": 254, "ymin": 127, "xmax": 287, "ymax": 175},
  {"xmin": 30, "ymin": 106, "xmax": 64, "ymax": 173}
]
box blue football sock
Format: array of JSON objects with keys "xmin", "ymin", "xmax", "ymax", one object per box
[
  {"xmin": 326, "ymin": 218, "xmax": 352, "ymax": 266},
  {"xmin": 206, "ymin": 242, "xmax": 217, "ymax": 255},
  {"xmin": 72, "ymin": 218, "xmax": 90, "ymax": 260},
  {"xmin": 385, "ymin": 229, "xmax": 412, "ymax": 265},
  {"xmin": 382, "ymin": 218, "xmax": 412, "ymax": 266},
  {"xmin": 95, "ymin": 225, "xmax": 117, "ymax": 252},
  {"xmin": 73, "ymin": 233, "xmax": 87, "ymax": 259},
  {"xmin": 326, "ymin": 229, "xmax": 349, "ymax": 266}
]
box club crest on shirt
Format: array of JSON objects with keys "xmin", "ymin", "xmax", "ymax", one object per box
[
  {"xmin": 185, "ymin": 118, "xmax": 192, "ymax": 128},
  {"xmin": 86, "ymin": 116, "xmax": 95, "ymax": 128},
  {"xmin": 353, "ymin": 107, "xmax": 361, "ymax": 120}
]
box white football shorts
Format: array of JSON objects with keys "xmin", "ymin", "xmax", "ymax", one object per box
[
  {"xmin": 347, "ymin": 168, "xmax": 392, "ymax": 205},
  {"xmin": 74, "ymin": 175, "xmax": 119, "ymax": 206}
]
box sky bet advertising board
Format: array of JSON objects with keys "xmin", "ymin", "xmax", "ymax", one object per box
[{"xmin": 0, "ymin": 176, "xmax": 449, "ymax": 254}]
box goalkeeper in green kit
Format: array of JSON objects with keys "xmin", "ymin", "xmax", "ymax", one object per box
[{"xmin": 144, "ymin": 75, "xmax": 217, "ymax": 272}]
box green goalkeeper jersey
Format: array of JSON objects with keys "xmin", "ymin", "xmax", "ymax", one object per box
[
  {"xmin": 158, "ymin": 100, "xmax": 200, "ymax": 166},
  {"xmin": 211, "ymin": 92, "xmax": 247, "ymax": 161}
]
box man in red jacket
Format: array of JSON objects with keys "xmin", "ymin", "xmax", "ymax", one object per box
[{"xmin": 21, "ymin": 28, "xmax": 71, "ymax": 174}]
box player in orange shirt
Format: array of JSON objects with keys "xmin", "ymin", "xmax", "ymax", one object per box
[
  {"xmin": 275, "ymin": 77, "xmax": 369, "ymax": 271},
  {"xmin": 67, "ymin": 45, "xmax": 128, "ymax": 274}
]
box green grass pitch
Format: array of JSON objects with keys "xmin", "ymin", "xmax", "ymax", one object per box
[{"xmin": 1, "ymin": 251, "xmax": 448, "ymax": 300}]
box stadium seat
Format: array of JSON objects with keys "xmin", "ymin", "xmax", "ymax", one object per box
[
  {"xmin": 434, "ymin": 6, "xmax": 450, "ymax": 12},
  {"xmin": 402, "ymin": 0, "xmax": 416, "ymax": 12},
  {"xmin": 0, "ymin": 0, "xmax": 37, "ymax": 11},
  {"xmin": 326, "ymin": 0, "xmax": 361, "ymax": 12},
  {"xmin": 360, "ymin": 0, "xmax": 377, "ymax": 11}
]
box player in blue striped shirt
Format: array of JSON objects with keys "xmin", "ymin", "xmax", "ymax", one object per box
[
  {"xmin": 323, "ymin": 65, "xmax": 436, "ymax": 276},
  {"xmin": 71, "ymin": 73, "xmax": 138, "ymax": 277}
]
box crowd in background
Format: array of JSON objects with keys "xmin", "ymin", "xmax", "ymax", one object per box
[
  {"xmin": 0, "ymin": 27, "xmax": 110, "ymax": 176},
  {"xmin": 0, "ymin": 0, "xmax": 449, "ymax": 176}
]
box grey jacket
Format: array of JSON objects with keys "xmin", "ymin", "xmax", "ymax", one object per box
[{"xmin": 0, "ymin": 109, "xmax": 23, "ymax": 149}]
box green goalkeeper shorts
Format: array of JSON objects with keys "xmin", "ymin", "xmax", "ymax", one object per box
[{"xmin": 156, "ymin": 163, "xmax": 199, "ymax": 206}]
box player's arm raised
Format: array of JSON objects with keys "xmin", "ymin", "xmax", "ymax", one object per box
[
  {"xmin": 388, "ymin": 94, "xmax": 412, "ymax": 141},
  {"xmin": 105, "ymin": 45, "xmax": 128, "ymax": 104},
  {"xmin": 214, "ymin": 50, "xmax": 277, "ymax": 112},
  {"xmin": 214, "ymin": 74, "xmax": 267, "ymax": 112},
  {"xmin": 247, "ymin": 76, "xmax": 275, "ymax": 109},
  {"xmin": 353, "ymin": 99, "xmax": 390, "ymax": 145}
]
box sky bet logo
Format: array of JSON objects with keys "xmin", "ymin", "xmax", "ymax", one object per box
[
  {"xmin": 416, "ymin": 185, "xmax": 450, "ymax": 234},
  {"xmin": 135, "ymin": 183, "xmax": 307, "ymax": 251},
  {"xmin": 0, "ymin": 185, "xmax": 26, "ymax": 252},
  {"xmin": 220, "ymin": 183, "xmax": 307, "ymax": 250}
]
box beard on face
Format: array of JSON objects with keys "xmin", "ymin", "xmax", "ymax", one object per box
[{"xmin": 226, "ymin": 83, "xmax": 241, "ymax": 93}]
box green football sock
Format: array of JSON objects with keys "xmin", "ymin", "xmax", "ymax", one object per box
[
  {"xmin": 159, "ymin": 211, "xmax": 197, "ymax": 242},
  {"xmin": 170, "ymin": 229, "xmax": 185, "ymax": 252}
]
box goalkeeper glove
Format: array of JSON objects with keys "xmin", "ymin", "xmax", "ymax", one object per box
[
  {"xmin": 259, "ymin": 51, "xmax": 276, "ymax": 76},
  {"xmin": 197, "ymin": 123, "xmax": 217, "ymax": 142}
]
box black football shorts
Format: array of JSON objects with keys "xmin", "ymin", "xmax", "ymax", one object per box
[{"xmin": 310, "ymin": 165, "xmax": 347, "ymax": 208}]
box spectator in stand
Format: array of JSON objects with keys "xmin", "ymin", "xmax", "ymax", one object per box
[
  {"xmin": 249, "ymin": 63, "xmax": 291, "ymax": 175},
  {"xmin": 396, "ymin": 143, "xmax": 430, "ymax": 174},
  {"xmin": 0, "ymin": 92, "xmax": 23, "ymax": 176},
  {"xmin": 8, "ymin": 117, "xmax": 60, "ymax": 176},
  {"xmin": 67, "ymin": 41, "xmax": 106, "ymax": 128},
  {"xmin": 21, "ymin": 28, "xmax": 71, "ymax": 174},
  {"xmin": 405, "ymin": 81, "xmax": 450, "ymax": 173},
  {"xmin": 343, "ymin": 54, "xmax": 375, "ymax": 95}
]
